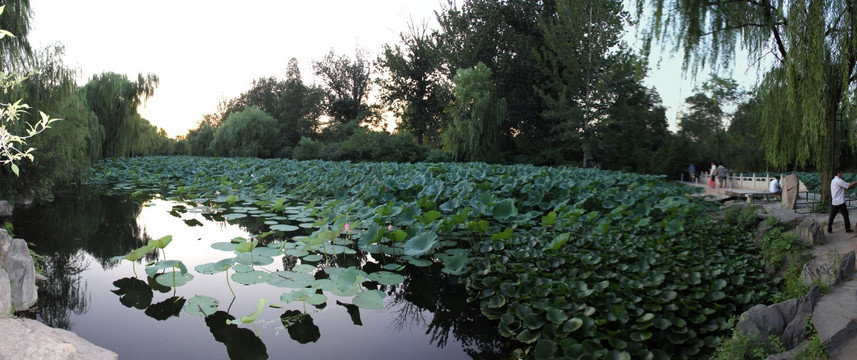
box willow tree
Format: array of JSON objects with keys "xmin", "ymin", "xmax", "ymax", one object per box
[
  {"xmin": 0, "ymin": 0, "xmax": 32, "ymax": 71},
  {"xmin": 637, "ymin": 0, "xmax": 857, "ymax": 205},
  {"xmin": 443, "ymin": 62, "xmax": 507, "ymax": 162},
  {"xmin": 84, "ymin": 72, "xmax": 158, "ymax": 158}
]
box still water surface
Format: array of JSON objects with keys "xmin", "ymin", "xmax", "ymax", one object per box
[{"xmin": 12, "ymin": 188, "xmax": 509, "ymax": 359}]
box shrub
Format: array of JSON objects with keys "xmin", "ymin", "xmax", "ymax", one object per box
[
  {"xmin": 292, "ymin": 137, "xmax": 323, "ymax": 160},
  {"xmin": 210, "ymin": 106, "xmax": 279, "ymax": 158}
]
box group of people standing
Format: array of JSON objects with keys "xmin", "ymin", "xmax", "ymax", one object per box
[{"xmin": 691, "ymin": 162, "xmax": 729, "ymax": 188}]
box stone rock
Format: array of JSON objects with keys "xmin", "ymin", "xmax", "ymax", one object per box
[
  {"xmin": 736, "ymin": 287, "xmax": 821, "ymax": 351},
  {"xmin": 833, "ymin": 251, "xmax": 856, "ymax": 287},
  {"xmin": 0, "ymin": 228, "xmax": 11, "ymax": 259},
  {"xmin": 0, "ymin": 318, "xmax": 118, "ymax": 359},
  {"xmin": 737, "ymin": 303, "xmax": 788, "ymax": 342},
  {"xmin": 0, "ymin": 267, "xmax": 11, "ymax": 317},
  {"xmin": 780, "ymin": 286, "xmax": 821, "ymax": 350},
  {"xmin": 0, "ymin": 237, "xmax": 37, "ymax": 311},
  {"xmin": 0, "ymin": 200, "xmax": 11, "ymax": 218},
  {"xmin": 797, "ymin": 219, "xmax": 825, "ymax": 246},
  {"xmin": 801, "ymin": 260, "xmax": 835, "ymax": 287},
  {"xmin": 782, "ymin": 174, "xmax": 800, "ymax": 210},
  {"xmin": 15, "ymin": 191, "xmax": 34, "ymax": 208},
  {"xmin": 756, "ymin": 221, "xmax": 774, "ymax": 248}
]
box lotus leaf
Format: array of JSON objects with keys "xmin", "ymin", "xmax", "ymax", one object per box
[
  {"xmin": 281, "ymin": 288, "xmax": 326, "ymax": 305},
  {"xmin": 235, "ymin": 253, "xmax": 274, "ymax": 266},
  {"xmin": 533, "ymin": 339, "xmax": 557, "ymax": 360},
  {"xmin": 224, "ymin": 213, "xmax": 248, "ymax": 220},
  {"xmin": 155, "ymin": 271, "xmax": 194, "ymax": 287},
  {"xmin": 211, "ymin": 242, "xmax": 238, "ymax": 251},
  {"xmin": 267, "ymin": 271, "xmax": 314, "ymax": 288},
  {"xmin": 336, "ymin": 267, "xmax": 366, "ymax": 293},
  {"xmin": 231, "ymin": 270, "xmax": 272, "ymax": 285},
  {"xmin": 302, "ymin": 254, "xmax": 322, "ymax": 262},
  {"xmin": 270, "ymin": 224, "xmax": 299, "ymax": 232},
  {"xmin": 194, "ymin": 258, "xmax": 235, "ymax": 274},
  {"xmin": 285, "ymin": 249, "xmax": 309, "ymax": 257},
  {"xmin": 367, "ymin": 271, "xmax": 404, "ymax": 285},
  {"xmin": 292, "ymin": 264, "xmax": 316, "ymax": 273},
  {"xmin": 382, "ymin": 263, "xmax": 405, "ymax": 271},
  {"xmin": 145, "ymin": 260, "xmax": 188, "ymax": 278},
  {"xmin": 183, "ymin": 295, "xmax": 219, "ymax": 317},
  {"xmin": 227, "ymin": 298, "xmax": 268, "ymax": 325},
  {"xmin": 352, "ymin": 290, "xmax": 385, "ymax": 309},
  {"xmin": 403, "ymin": 231, "xmax": 438, "ymax": 256}
]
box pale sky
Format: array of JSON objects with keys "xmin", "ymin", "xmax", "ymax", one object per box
[{"xmin": 26, "ymin": 0, "xmax": 759, "ymax": 138}]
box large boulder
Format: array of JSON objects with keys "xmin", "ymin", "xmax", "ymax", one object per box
[
  {"xmin": 0, "ymin": 200, "xmax": 11, "ymax": 218},
  {"xmin": 781, "ymin": 174, "xmax": 800, "ymax": 210},
  {"xmin": 0, "ymin": 267, "xmax": 11, "ymax": 317},
  {"xmin": 737, "ymin": 286, "xmax": 821, "ymax": 351},
  {"xmin": 797, "ymin": 219, "xmax": 825, "ymax": 246},
  {"xmin": 0, "ymin": 230, "xmax": 37, "ymax": 311},
  {"xmin": 0, "ymin": 318, "xmax": 118, "ymax": 359}
]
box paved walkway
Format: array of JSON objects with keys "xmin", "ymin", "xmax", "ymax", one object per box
[{"xmin": 681, "ymin": 181, "xmax": 857, "ymax": 356}]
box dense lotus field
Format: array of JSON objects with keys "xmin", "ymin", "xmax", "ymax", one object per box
[{"xmin": 86, "ymin": 156, "xmax": 775, "ymax": 359}]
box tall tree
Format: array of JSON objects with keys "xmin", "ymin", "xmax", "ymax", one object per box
[
  {"xmin": 436, "ymin": 0, "xmax": 552, "ymax": 155},
  {"xmin": 0, "ymin": 44, "xmax": 101, "ymax": 200},
  {"xmin": 637, "ymin": 0, "xmax": 857, "ymax": 204},
  {"xmin": 377, "ymin": 22, "xmax": 450, "ymax": 145},
  {"xmin": 0, "ymin": 0, "xmax": 33, "ymax": 71},
  {"xmin": 596, "ymin": 55, "xmax": 669, "ymax": 172},
  {"xmin": 443, "ymin": 62, "xmax": 507, "ymax": 162},
  {"xmin": 536, "ymin": 0, "xmax": 629, "ymax": 167},
  {"xmin": 677, "ymin": 75, "xmax": 744, "ymax": 164},
  {"xmin": 312, "ymin": 49, "xmax": 372, "ymax": 125},
  {"xmin": 84, "ymin": 72, "xmax": 159, "ymax": 157},
  {"xmin": 224, "ymin": 58, "xmax": 325, "ymax": 155}
]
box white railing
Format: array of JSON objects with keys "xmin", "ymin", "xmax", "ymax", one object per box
[{"xmin": 694, "ymin": 172, "xmax": 806, "ymax": 191}]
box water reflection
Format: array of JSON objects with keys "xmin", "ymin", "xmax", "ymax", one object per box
[
  {"xmin": 11, "ymin": 187, "xmax": 512, "ymax": 359},
  {"xmin": 35, "ymin": 251, "xmax": 90, "ymax": 329},
  {"xmin": 13, "ymin": 187, "xmax": 152, "ymax": 266},
  {"xmin": 206, "ymin": 311, "xmax": 268, "ymax": 360}
]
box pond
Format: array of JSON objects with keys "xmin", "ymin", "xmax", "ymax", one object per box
[{"xmin": 11, "ymin": 187, "xmax": 512, "ymax": 360}]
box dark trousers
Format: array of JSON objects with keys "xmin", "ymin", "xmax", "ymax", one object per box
[{"xmin": 828, "ymin": 203, "xmax": 852, "ymax": 231}]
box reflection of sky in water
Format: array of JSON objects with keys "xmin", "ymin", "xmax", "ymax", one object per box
[{"xmin": 26, "ymin": 197, "xmax": 481, "ymax": 360}]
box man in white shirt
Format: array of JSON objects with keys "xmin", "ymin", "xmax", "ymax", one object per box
[
  {"xmin": 828, "ymin": 169, "xmax": 857, "ymax": 233},
  {"xmin": 769, "ymin": 176, "xmax": 782, "ymax": 194}
]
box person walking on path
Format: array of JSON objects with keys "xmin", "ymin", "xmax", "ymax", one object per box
[
  {"xmin": 689, "ymin": 163, "xmax": 696, "ymax": 182},
  {"xmin": 828, "ymin": 169, "xmax": 857, "ymax": 233},
  {"xmin": 709, "ymin": 162, "xmax": 717, "ymax": 188},
  {"xmin": 716, "ymin": 164, "xmax": 728, "ymax": 188}
]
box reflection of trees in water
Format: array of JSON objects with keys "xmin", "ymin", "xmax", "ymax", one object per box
[
  {"xmin": 11, "ymin": 187, "xmax": 151, "ymax": 267},
  {"xmin": 35, "ymin": 251, "xmax": 91, "ymax": 329},
  {"xmin": 388, "ymin": 265, "xmax": 516, "ymax": 360}
]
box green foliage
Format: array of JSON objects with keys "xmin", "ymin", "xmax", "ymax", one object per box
[
  {"xmin": 723, "ymin": 205, "xmax": 761, "ymax": 232},
  {"xmin": 443, "ymin": 62, "xmax": 506, "ymax": 162},
  {"xmin": 536, "ymin": 0, "xmax": 629, "ymax": 167},
  {"xmin": 90, "ymin": 156, "xmax": 778, "ymax": 359},
  {"xmin": 0, "ymin": 2, "xmax": 33, "ymax": 71},
  {"xmin": 185, "ymin": 122, "xmax": 215, "ymax": 156},
  {"xmin": 710, "ymin": 318, "xmax": 785, "ymax": 360},
  {"xmin": 210, "ymin": 106, "xmax": 279, "ymax": 158},
  {"xmin": 758, "ymin": 223, "xmax": 804, "ymax": 271},
  {"xmin": 84, "ymin": 72, "xmax": 160, "ymax": 158},
  {"xmin": 312, "ymin": 49, "xmax": 373, "ymax": 125},
  {"xmin": 377, "ymin": 24, "xmax": 450, "ymax": 145},
  {"xmin": 291, "ymin": 137, "xmax": 324, "ymax": 161},
  {"xmin": 793, "ymin": 323, "xmax": 829, "ymax": 360}
]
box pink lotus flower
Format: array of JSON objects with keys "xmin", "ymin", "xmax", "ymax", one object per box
[
  {"xmin": 344, "ymin": 223, "xmax": 350, "ymax": 232},
  {"xmin": 387, "ymin": 225, "xmax": 392, "ymax": 231}
]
